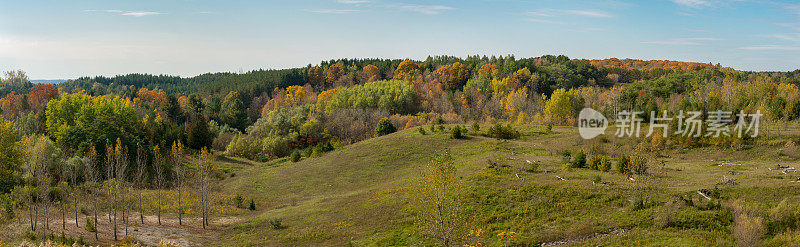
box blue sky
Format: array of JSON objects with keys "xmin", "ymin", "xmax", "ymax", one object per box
[{"xmin": 1, "ymin": 0, "xmax": 799, "ymax": 79}]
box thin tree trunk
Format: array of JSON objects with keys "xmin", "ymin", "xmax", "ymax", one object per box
[
  {"xmin": 139, "ymin": 192, "xmax": 144, "ymax": 224},
  {"xmin": 61, "ymin": 200, "xmax": 66, "ymax": 233},
  {"xmin": 178, "ymin": 187, "xmax": 182, "ymax": 225},
  {"xmin": 93, "ymin": 197, "xmax": 98, "ymax": 240}
]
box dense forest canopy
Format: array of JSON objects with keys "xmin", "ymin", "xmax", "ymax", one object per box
[{"xmin": 1, "ymin": 55, "xmax": 799, "ymax": 183}]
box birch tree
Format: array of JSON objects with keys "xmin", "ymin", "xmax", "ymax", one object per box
[
  {"xmin": 85, "ymin": 146, "xmax": 99, "ymax": 240},
  {"xmin": 153, "ymin": 145, "xmax": 164, "ymax": 225},
  {"xmin": 136, "ymin": 143, "xmax": 147, "ymax": 225},
  {"xmin": 172, "ymin": 141, "xmax": 184, "ymax": 225},
  {"xmin": 198, "ymin": 148, "xmax": 213, "ymax": 229}
]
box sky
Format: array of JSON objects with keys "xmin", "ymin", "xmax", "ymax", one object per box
[{"xmin": 1, "ymin": 0, "xmax": 799, "ymax": 79}]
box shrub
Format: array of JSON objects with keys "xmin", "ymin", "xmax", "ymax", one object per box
[
  {"xmin": 437, "ymin": 125, "xmax": 445, "ymax": 132},
  {"xmin": 471, "ymin": 122, "xmax": 480, "ymax": 132},
  {"xmin": 654, "ymin": 201, "xmax": 679, "ymax": 228},
  {"xmin": 234, "ymin": 194, "xmax": 244, "ymax": 208},
  {"xmin": 571, "ymin": 150, "xmax": 587, "ymax": 168},
  {"xmin": 591, "ymin": 175, "xmax": 601, "ymax": 183},
  {"xmin": 630, "ymin": 154, "xmax": 648, "ymax": 175},
  {"xmin": 418, "ymin": 127, "xmax": 427, "ymax": 135},
  {"xmin": 290, "ymin": 150, "xmax": 301, "ymax": 162},
  {"xmin": 561, "ymin": 150, "xmax": 572, "ymax": 164},
  {"xmin": 616, "ymin": 155, "xmax": 630, "ymax": 174},
  {"xmin": 269, "ymin": 218, "xmax": 285, "ymax": 229},
  {"xmin": 450, "ymin": 126, "xmax": 465, "ymax": 139},
  {"xmin": 546, "ymin": 124, "xmax": 553, "ymax": 132},
  {"xmin": 734, "ymin": 214, "xmax": 765, "ymax": 247},
  {"xmin": 249, "ymin": 199, "xmax": 256, "ymax": 211},
  {"xmin": 85, "ymin": 218, "xmax": 96, "ymax": 232},
  {"xmin": 768, "ymin": 199, "xmax": 800, "ymax": 233},
  {"xmin": 375, "ymin": 117, "xmax": 396, "ymax": 136},
  {"xmin": 588, "ymin": 154, "xmax": 601, "ymax": 170},
  {"xmin": 599, "ymin": 155, "xmax": 611, "ymax": 172},
  {"xmin": 526, "ymin": 161, "xmax": 539, "ymax": 173},
  {"xmin": 485, "ymin": 124, "xmax": 520, "ymax": 139}
]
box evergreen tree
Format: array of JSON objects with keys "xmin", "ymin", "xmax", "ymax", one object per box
[{"xmin": 186, "ymin": 113, "xmax": 213, "ymax": 150}]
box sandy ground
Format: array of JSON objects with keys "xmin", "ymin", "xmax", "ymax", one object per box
[{"xmin": 1, "ymin": 212, "xmax": 244, "ymax": 247}]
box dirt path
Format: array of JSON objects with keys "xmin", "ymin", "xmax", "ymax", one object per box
[{"xmin": 6, "ymin": 213, "xmax": 243, "ymax": 247}]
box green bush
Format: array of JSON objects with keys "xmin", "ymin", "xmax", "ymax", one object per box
[
  {"xmin": 617, "ymin": 155, "xmax": 630, "ymax": 174},
  {"xmin": 290, "ymin": 150, "xmax": 301, "ymax": 162},
  {"xmin": 485, "ymin": 124, "xmax": 520, "ymax": 139},
  {"xmin": 375, "ymin": 117, "xmax": 396, "ymax": 136},
  {"xmin": 450, "ymin": 126, "xmax": 465, "ymax": 139},
  {"xmin": 570, "ymin": 150, "xmax": 587, "ymax": 168},
  {"xmin": 249, "ymin": 199, "xmax": 256, "ymax": 211},
  {"xmin": 630, "ymin": 154, "xmax": 648, "ymax": 175},
  {"xmin": 85, "ymin": 218, "xmax": 96, "ymax": 232},
  {"xmin": 418, "ymin": 127, "xmax": 427, "ymax": 135},
  {"xmin": 269, "ymin": 218, "xmax": 285, "ymax": 229},
  {"xmin": 561, "ymin": 150, "xmax": 572, "ymax": 164},
  {"xmin": 588, "ymin": 154, "xmax": 601, "ymax": 170},
  {"xmin": 471, "ymin": 122, "xmax": 480, "ymax": 132},
  {"xmin": 599, "ymin": 155, "xmax": 611, "ymax": 172}
]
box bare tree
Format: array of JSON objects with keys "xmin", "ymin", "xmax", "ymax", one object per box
[
  {"xmin": 69, "ymin": 158, "xmax": 80, "ymax": 229},
  {"xmin": 105, "ymin": 140, "xmax": 118, "ymax": 241},
  {"xmin": 114, "ymin": 139, "xmax": 129, "ymax": 237},
  {"xmin": 172, "ymin": 141, "xmax": 184, "ymax": 226},
  {"xmin": 153, "ymin": 145, "xmax": 164, "ymax": 226},
  {"xmin": 85, "ymin": 146, "xmax": 99, "ymax": 240},
  {"xmin": 136, "ymin": 143, "xmax": 147, "ymax": 225},
  {"xmin": 33, "ymin": 139, "xmax": 53, "ymax": 237},
  {"xmin": 59, "ymin": 161, "xmax": 68, "ymax": 234},
  {"xmin": 198, "ymin": 148, "xmax": 214, "ymax": 229}
]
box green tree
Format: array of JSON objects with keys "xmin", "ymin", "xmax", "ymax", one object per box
[
  {"xmin": 375, "ymin": 118, "xmax": 396, "ymax": 136},
  {"xmin": 544, "ymin": 88, "xmax": 584, "ymax": 125},
  {"xmin": 411, "ymin": 151, "xmax": 470, "ymax": 247},
  {"xmin": 0, "ymin": 120, "xmax": 22, "ymax": 193},
  {"xmin": 187, "ymin": 113, "xmax": 213, "ymax": 150},
  {"xmin": 221, "ymin": 91, "xmax": 250, "ymax": 131}
]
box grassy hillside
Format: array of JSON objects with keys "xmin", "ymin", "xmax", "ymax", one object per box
[{"xmin": 207, "ymin": 125, "xmax": 800, "ymax": 246}]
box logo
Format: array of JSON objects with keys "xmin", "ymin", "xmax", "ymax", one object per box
[{"xmin": 578, "ymin": 108, "xmax": 608, "ymax": 139}]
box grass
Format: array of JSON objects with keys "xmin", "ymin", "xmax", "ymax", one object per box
[
  {"xmin": 5, "ymin": 124, "xmax": 800, "ymax": 246},
  {"xmin": 206, "ymin": 124, "xmax": 800, "ymax": 246}
]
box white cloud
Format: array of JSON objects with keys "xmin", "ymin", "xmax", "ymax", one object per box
[
  {"xmin": 641, "ymin": 37, "xmax": 721, "ymax": 45},
  {"xmin": 307, "ymin": 9, "xmax": 360, "ymax": 14},
  {"xmin": 398, "ymin": 4, "xmax": 454, "ymax": 15},
  {"xmin": 739, "ymin": 45, "xmax": 800, "ymax": 51},
  {"xmin": 121, "ymin": 11, "xmax": 162, "ymax": 17},
  {"xmin": 671, "ymin": 0, "xmax": 711, "ymax": 8},
  {"xmin": 561, "ymin": 10, "xmax": 614, "ymax": 18},
  {"xmin": 84, "ymin": 10, "xmax": 163, "ymax": 17}
]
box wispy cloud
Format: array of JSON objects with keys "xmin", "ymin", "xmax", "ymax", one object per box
[
  {"xmin": 84, "ymin": 9, "xmax": 163, "ymax": 17},
  {"xmin": 671, "ymin": 0, "xmax": 711, "ymax": 8},
  {"xmin": 526, "ymin": 9, "xmax": 614, "ymax": 19},
  {"xmin": 307, "ymin": 9, "xmax": 360, "ymax": 14},
  {"xmin": 522, "ymin": 18, "xmax": 566, "ymax": 24},
  {"xmin": 641, "ymin": 37, "xmax": 721, "ymax": 45},
  {"xmin": 561, "ymin": 9, "xmax": 614, "ymax": 18},
  {"xmin": 336, "ymin": 0, "xmax": 368, "ymax": 4},
  {"xmin": 121, "ymin": 11, "xmax": 162, "ymax": 17},
  {"xmin": 397, "ymin": 4, "xmax": 454, "ymax": 15},
  {"xmin": 739, "ymin": 45, "xmax": 800, "ymax": 51}
]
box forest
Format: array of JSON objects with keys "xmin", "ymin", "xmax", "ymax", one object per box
[{"xmin": 2, "ymin": 55, "xmax": 800, "ymax": 246}]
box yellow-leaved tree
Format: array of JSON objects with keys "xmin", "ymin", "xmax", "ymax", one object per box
[{"xmin": 411, "ymin": 151, "xmax": 473, "ymax": 247}]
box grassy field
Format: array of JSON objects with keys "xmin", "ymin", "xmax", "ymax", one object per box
[
  {"xmin": 3, "ymin": 124, "xmax": 800, "ymax": 246},
  {"xmin": 208, "ymin": 124, "xmax": 800, "ymax": 246}
]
